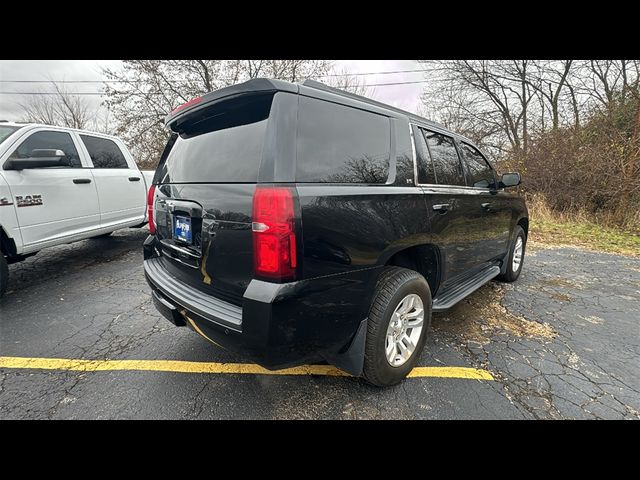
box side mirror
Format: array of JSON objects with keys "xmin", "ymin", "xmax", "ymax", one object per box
[
  {"xmin": 500, "ymin": 172, "xmax": 521, "ymax": 188},
  {"xmin": 5, "ymin": 149, "xmax": 71, "ymax": 170}
]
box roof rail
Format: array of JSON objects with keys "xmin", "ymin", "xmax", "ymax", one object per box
[{"xmin": 301, "ymin": 79, "xmax": 444, "ymax": 129}]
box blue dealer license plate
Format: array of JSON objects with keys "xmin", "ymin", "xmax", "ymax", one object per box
[{"xmin": 174, "ymin": 216, "xmax": 192, "ymax": 243}]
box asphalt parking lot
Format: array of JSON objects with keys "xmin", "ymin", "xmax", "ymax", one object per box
[{"xmin": 1, "ymin": 229, "xmax": 638, "ymax": 419}]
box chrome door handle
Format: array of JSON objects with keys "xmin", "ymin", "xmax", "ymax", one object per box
[{"xmin": 432, "ymin": 203, "xmax": 451, "ymax": 212}]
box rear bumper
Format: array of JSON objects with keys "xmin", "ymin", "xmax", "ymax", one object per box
[
  {"xmin": 145, "ymin": 257, "xmax": 242, "ymax": 331},
  {"xmin": 143, "ymin": 253, "xmax": 381, "ymax": 374}
]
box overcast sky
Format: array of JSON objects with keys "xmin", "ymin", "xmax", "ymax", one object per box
[{"xmin": 0, "ymin": 60, "xmax": 424, "ymax": 121}]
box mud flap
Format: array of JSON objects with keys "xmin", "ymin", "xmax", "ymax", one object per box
[{"xmin": 322, "ymin": 318, "xmax": 367, "ymax": 376}]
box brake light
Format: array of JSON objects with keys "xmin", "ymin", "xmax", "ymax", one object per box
[
  {"xmin": 170, "ymin": 96, "xmax": 202, "ymax": 115},
  {"xmin": 252, "ymin": 187, "xmax": 297, "ymax": 281},
  {"xmin": 147, "ymin": 185, "xmax": 156, "ymax": 234}
]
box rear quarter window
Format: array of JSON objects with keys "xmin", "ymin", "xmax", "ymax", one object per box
[{"xmin": 296, "ymin": 96, "xmax": 391, "ymax": 183}]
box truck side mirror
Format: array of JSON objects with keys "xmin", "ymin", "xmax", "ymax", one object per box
[
  {"xmin": 500, "ymin": 172, "xmax": 521, "ymax": 188},
  {"xmin": 5, "ymin": 149, "xmax": 71, "ymax": 170}
]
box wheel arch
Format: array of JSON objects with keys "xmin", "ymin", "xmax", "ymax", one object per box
[
  {"xmin": 517, "ymin": 216, "xmax": 529, "ymax": 238},
  {"xmin": 0, "ymin": 225, "xmax": 18, "ymax": 257},
  {"xmin": 383, "ymin": 243, "xmax": 442, "ymax": 298}
]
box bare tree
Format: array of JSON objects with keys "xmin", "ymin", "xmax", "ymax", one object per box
[
  {"xmin": 102, "ymin": 60, "xmax": 332, "ymax": 168},
  {"xmin": 418, "ymin": 59, "xmax": 640, "ymax": 229},
  {"xmin": 420, "ymin": 60, "xmax": 534, "ymax": 156},
  {"xmin": 420, "ymin": 60, "xmax": 640, "ymax": 154},
  {"xmin": 19, "ymin": 81, "xmax": 94, "ymax": 129},
  {"xmin": 324, "ymin": 69, "xmax": 373, "ymax": 97}
]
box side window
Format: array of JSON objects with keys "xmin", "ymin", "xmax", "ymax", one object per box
[
  {"xmin": 8, "ymin": 131, "xmax": 81, "ymax": 168},
  {"xmin": 424, "ymin": 131, "xmax": 465, "ymax": 186},
  {"xmin": 461, "ymin": 143, "xmax": 495, "ymax": 189},
  {"xmin": 296, "ymin": 96, "xmax": 390, "ymax": 183},
  {"xmin": 80, "ymin": 135, "xmax": 129, "ymax": 169},
  {"xmin": 411, "ymin": 125, "xmax": 435, "ymax": 184}
]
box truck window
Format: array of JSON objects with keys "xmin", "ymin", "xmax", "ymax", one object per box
[
  {"xmin": 296, "ymin": 96, "xmax": 390, "ymax": 183},
  {"xmin": 8, "ymin": 130, "xmax": 81, "ymax": 167},
  {"xmin": 0, "ymin": 126, "xmax": 21, "ymax": 145},
  {"xmin": 423, "ymin": 130, "xmax": 465, "ymax": 186},
  {"xmin": 80, "ymin": 135, "xmax": 129, "ymax": 169},
  {"xmin": 460, "ymin": 143, "xmax": 495, "ymax": 188},
  {"xmin": 411, "ymin": 125, "xmax": 435, "ymax": 184}
]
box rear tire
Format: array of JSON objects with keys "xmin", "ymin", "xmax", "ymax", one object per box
[
  {"xmin": 497, "ymin": 225, "xmax": 526, "ymax": 282},
  {"xmin": 363, "ymin": 267, "xmax": 432, "ymax": 387},
  {"xmin": 92, "ymin": 231, "xmax": 113, "ymax": 239},
  {"xmin": 0, "ymin": 255, "xmax": 8, "ymax": 298}
]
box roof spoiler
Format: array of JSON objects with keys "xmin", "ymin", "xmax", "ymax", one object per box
[{"xmin": 165, "ymin": 78, "xmax": 298, "ymax": 133}]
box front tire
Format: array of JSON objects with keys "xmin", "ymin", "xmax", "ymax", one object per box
[
  {"xmin": 363, "ymin": 267, "xmax": 432, "ymax": 387},
  {"xmin": 497, "ymin": 225, "xmax": 526, "ymax": 282},
  {"xmin": 0, "ymin": 255, "xmax": 8, "ymax": 298}
]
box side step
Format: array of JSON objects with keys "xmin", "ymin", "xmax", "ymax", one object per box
[{"xmin": 432, "ymin": 265, "xmax": 501, "ymax": 311}]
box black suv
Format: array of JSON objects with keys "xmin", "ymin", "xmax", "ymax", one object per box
[{"xmin": 143, "ymin": 78, "xmax": 528, "ymax": 386}]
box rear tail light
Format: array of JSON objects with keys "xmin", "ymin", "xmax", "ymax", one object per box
[
  {"xmin": 147, "ymin": 184, "xmax": 156, "ymax": 234},
  {"xmin": 252, "ymin": 186, "xmax": 298, "ymax": 281}
]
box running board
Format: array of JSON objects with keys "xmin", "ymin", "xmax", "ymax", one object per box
[{"xmin": 432, "ymin": 266, "xmax": 501, "ymax": 311}]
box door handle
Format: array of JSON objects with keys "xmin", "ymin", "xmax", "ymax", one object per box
[
  {"xmin": 481, "ymin": 202, "xmax": 492, "ymax": 210},
  {"xmin": 128, "ymin": 177, "xmax": 141, "ymax": 182},
  {"xmin": 432, "ymin": 203, "xmax": 451, "ymax": 213},
  {"xmin": 73, "ymin": 178, "xmax": 91, "ymax": 184}
]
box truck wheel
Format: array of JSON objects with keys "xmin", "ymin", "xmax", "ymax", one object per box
[
  {"xmin": 363, "ymin": 267, "xmax": 432, "ymax": 387},
  {"xmin": 0, "ymin": 255, "xmax": 8, "ymax": 298},
  {"xmin": 92, "ymin": 231, "xmax": 113, "ymax": 239},
  {"xmin": 497, "ymin": 225, "xmax": 526, "ymax": 283}
]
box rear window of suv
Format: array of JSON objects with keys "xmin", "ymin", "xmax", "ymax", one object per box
[
  {"xmin": 157, "ymin": 95, "xmax": 273, "ymax": 184},
  {"xmin": 296, "ymin": 96, "xmax": 390, "ymax": 183}
]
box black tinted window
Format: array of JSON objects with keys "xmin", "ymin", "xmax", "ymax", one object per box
[
  {"xmin": 158, "ymin": 95, "xmax": 272, "ymax": 183},
  {"xmin": 424, "ymin": 131, "xmax": 465, "ymax": 186},
  {"xmin": 461, "ymin": 143, "xmax": 495, "ymax": 188},
  {"xmin": 296, "ymin": 97, "xmax": 390, "ymax": 183},
  {"xmin": 81, "ymin": 135, "xmax": 128, "ymax": 169},
  {"xmin": 9, "ymin": 130, "xmax": 81, "ymax": 168},
  {"xmin": 412, "ymin": 125, "xmax": 435, "ymax": 184}
]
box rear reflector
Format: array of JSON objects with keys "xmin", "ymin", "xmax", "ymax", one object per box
[
  {"xmin": 252, "ymin": 187, "xmax": 297, "ymax": 281},
  {"xmin": 147, "ymin": 184, "xmax": 156, "ymax": 234},
  {"xmin": 170, "ymin": 96, "xmax": 202, "ymax": 115}
]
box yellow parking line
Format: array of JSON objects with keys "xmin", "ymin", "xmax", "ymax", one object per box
[
  {"xmin": 408, "ymin": 366, "xmax": 493, "ymax": 380},
  {"xmin": 0, "ymin": 356, "xmax": 493, "ymax": 380}
]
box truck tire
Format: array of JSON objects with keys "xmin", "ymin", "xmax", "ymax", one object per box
[
  {"xmin": 0, "ymin": 255, "xmax": 8, "ymax": 298},
  {"xmin": 497, "ymin": 225, "xmax": 526, "ymax": 283},
  {"xmin": 363, "ymin": 267, "xmax": 432, "ymax": 387}
]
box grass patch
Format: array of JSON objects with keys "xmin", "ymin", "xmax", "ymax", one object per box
[
  {"xmin": 530, "ymin": 217, "xmax": 640, "ymax": 257},
  {"xmin": 527, "ymin": 194, "xmax": 640, "ymax": 257}
]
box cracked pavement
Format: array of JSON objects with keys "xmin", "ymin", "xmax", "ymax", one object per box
[{"xmin": 0, "ymin": 230, "xmax": 638, "ymax": 419}]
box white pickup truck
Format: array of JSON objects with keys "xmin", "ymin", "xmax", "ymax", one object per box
[{"xmin": 0, "ymin": 122, "xmax": 154, "ymax": 297}]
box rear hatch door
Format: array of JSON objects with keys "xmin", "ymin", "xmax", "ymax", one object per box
[{"xmin": 153, "ymin": 93, "xmax": 275, "ymax": 306}]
